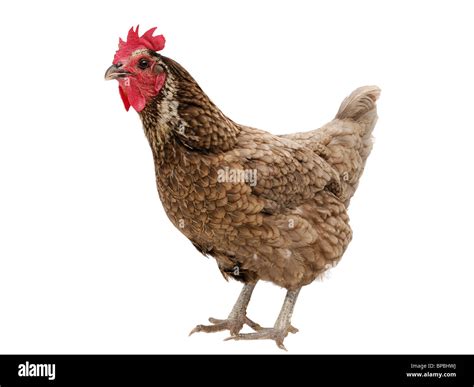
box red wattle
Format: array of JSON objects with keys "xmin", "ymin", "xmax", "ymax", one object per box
[
  {"xmin": 117, "ymin": 72, "xmax": 166, "ymax": 113},
  {"xmin": 128, "ymin": 91, "xmax": 147, "ymax": 112},
  {"xmin": 119, "ymin": 85, "xmax": 131, "ymax": 111},
  {"xmin": 119, "ymin": 82, "xmax": 146, "ymax": 112}
]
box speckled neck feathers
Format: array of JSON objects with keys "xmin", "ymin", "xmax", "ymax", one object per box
[{"xmin": 139, "ymin": 57, "xmax": 240, "ymax": 161}]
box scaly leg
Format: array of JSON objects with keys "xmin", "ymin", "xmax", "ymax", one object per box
[
  {"xmin": 189, "ymin": 283, "xmax": 262, "ymax": 336},
  {"xmin": 225, "ymin": 287, "xmax": 301, "ymax": 351}
]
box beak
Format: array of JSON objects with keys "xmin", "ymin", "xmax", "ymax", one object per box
[{"xmin": 104, "ymin": 64, "xmax": 131, "ymax": 80}]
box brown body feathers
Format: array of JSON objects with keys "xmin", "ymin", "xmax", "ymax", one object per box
[{"xmin": 139, "ymin": 57, "xmax": 380, "ymax": 290}]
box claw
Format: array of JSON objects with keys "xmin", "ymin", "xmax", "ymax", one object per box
[
  {"xmin": 189, "ymin": 315, "xmax": 262, "ymax": 337},
  {"xmin": 278, "ymin": 343, "xmax": 288, "ymax": 351},
  {"xmin": 224, "ymin": 327, "xmax": 295, "ymax": 351},
  {"xmin": 191, "ymin": 286, "xmax": 301, "ymax": 350},
  {"xmin": 189, "ymin": 325, "xmax": 204, "ymax": 336},
  {"xmin": 288, "ymin": 325, "xmax": 299, "ymax": 334},
  {"xmin": 208, "ymin": 317, "xmax": 224, "ymax": 324},
  {"xmin": 190, "ymin": 284, "xmax": 259, "ymax": 338}
]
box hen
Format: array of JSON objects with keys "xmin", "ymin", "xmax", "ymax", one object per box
[{"xmin": 105, "ymin": 26, "xmax": 380, "ymax": 350}]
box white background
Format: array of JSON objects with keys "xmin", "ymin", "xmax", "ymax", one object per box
[{"xmin": 0, "ymin": 0, "xmax": 473, "ymax": 354}]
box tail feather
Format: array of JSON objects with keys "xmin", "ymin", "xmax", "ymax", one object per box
[
  {"xmin": 281, "ymin": 85, "xmax": 381, "ymax": 206},
  {"xmin": 336, "ymin": 85, "xmax": 381, "ymax": 121}
]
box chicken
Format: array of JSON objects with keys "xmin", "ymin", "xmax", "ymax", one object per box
[{"xmin": 105, "ymin": 26, "xmax": 380, "ymax": 350}]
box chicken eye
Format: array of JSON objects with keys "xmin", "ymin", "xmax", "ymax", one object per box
[{"xmin": 138, "ymin": 59, "xmax": 149, "ymax": 70}]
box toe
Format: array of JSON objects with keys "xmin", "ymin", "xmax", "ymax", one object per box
[
  {"xmin": 189, "ymin": 325, "xmax": 204, "ymax": 336},
  {"xmin": 245, "ymin": 317, "xmax": 263, "ymax": 331},
  {"xmin": 275, "ymin": 340, "xmax": 287, "ymax": 351},
  {"xmin": 288, "ymin": 325, "xmax": 299, "ymax": 334},
  {"xmin": 223, "ymin": 328, "xmax": 291, "ymax": 351}
]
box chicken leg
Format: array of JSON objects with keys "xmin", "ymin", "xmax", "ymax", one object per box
[
  {"xmin": 225, "ymin": 288, "xmax": 301, "ymax": 351},
  {"xmin": 189, "ymin": 283, "xmax": 262, "ymax": 336}
]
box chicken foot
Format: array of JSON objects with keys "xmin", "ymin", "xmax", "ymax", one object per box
[
  {"xmin": 225, "ymin": 288, "xmax": 301, "ymax": 351},
  {"xmin": 189, "ymin": 283, "xmax": 261, "ymax": 336}
]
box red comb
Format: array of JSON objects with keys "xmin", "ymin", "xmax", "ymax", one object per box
[{"xmin": 114, "ymin": 25, "xmax": 165, "ymax": 64}]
